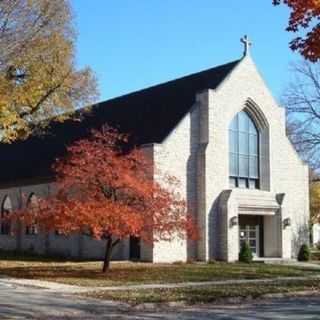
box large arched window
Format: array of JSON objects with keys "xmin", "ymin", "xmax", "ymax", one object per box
[
  {"xmin": 229, "ymin": 111, "xmax": 259, "ymax": 189},
  {"xmin": 1, "ymin": 196, "xmax": 12, "ymax": 235}
]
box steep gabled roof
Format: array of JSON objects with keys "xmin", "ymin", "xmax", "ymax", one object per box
[{"xmin": 0, "ymin": 59, "xmax": 240, "ymax": 185}]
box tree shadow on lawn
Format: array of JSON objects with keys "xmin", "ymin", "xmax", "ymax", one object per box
[{"xmin": 0, "ymin": 262, "xmax": 318, "ymax": 287}]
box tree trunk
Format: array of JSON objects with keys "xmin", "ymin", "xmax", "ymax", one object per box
[
  {"xmin": 102, "ymin": 236, "xmax": 113, "ymax": 273},
  {"xmin": 102, "ymin": 236, "xmax": 121, "ymax": 273}
]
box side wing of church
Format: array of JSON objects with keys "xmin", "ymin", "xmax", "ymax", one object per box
[{"xmin": 0, "ymin": 46, "xmax": 310, "ymax": 262}]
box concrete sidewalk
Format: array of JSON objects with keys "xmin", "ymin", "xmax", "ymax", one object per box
[
  {"xmin": 1, "ymin": 274, "xmax": 320, "ymax": 294},
  {"xmin": 1, "ymin": 281, "xmax": 320, "ymax": 319}
]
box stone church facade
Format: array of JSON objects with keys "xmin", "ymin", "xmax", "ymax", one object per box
[{"xmin": 0, "ymin": 44, "xmax": 310, "ymax": 262}]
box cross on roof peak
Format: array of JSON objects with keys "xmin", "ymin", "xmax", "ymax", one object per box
[{"xmin": 241, "ymin": 35, "xmax": 252, "ymax": 57}]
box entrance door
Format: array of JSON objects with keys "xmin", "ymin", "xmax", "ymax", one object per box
[
  {"xmin": 129, "ymin": 236, "xmax": 141, "ymax": 260},
  {"xmin": 239, "ymin": 225, "xmax": 260, "ymax": 257}
]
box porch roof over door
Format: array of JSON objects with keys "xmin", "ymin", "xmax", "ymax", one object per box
[{"xmin": 232, "ymin": 189, "xmax": 283, "ymax": 216}]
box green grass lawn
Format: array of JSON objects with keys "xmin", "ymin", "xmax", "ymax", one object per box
[
  {"xmin": 0, "ymin": 256, "xmax": 319, "ymax": 287},
  {"xmin": 84, "ymin": 279, "xmax": 320, "ymax": 304}
]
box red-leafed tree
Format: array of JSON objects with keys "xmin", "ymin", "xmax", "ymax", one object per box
[
  {"xmin": 15, "ymin": 126, "xmax": 197, "ymax": 272},
  {"xmin": 273, "ymin": 0, "xmax": 320, "ymax": 61}
]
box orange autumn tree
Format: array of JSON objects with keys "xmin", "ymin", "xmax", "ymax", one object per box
[
  {"xmin": 273, "ymin": 0, "xmax": 320, "ymax": 61},
  {"xmin": 16, "ymin": 126, "xmax": 197, "ymax": 272}
]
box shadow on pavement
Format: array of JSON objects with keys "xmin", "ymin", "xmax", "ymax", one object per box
[{"xmin": 0, "ymin": 284, "xmax": 320, "ymax": 319}]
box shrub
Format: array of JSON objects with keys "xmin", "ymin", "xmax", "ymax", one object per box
[
  {"xmin": 239, "ymin": 242, "xmax": 253, "ymax": 263},
  {"xmin": 298, "ymin": 244, "xmax": 311, "ymax": 262}
]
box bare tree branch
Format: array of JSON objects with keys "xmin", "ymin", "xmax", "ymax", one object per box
[{"xmin": 284, "ymin": 61, "xmax": 320, "ymax": 170}]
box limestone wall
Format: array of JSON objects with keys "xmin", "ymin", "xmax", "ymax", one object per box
[
  {"xmin": 0, "ymin": 181, "xmax": 127, "ymax": 260},
  {"xmin": 198, "ymin": 55, "xmax": 309, "ymax": 260},
  {"xmin": 152, "ymin": 104, "xmax": 199, "ymax": 262}
]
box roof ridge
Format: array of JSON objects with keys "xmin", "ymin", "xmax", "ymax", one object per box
[{"xmin": 94, "ymin": 59, "xmax": 241, "ymax": 106}]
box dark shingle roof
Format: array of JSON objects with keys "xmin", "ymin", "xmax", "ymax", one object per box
[{"xmin": 0, "ymin": 59, "xmax": 240, "ymax": 185}]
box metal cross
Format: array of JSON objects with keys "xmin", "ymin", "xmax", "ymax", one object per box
[{"xmin": 241, "ymin": 35, "xmax": 252, "ymax": 57}]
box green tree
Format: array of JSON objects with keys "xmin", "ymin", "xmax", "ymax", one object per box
[{"xmin": 0, "ymin": 0, "xmax": 98, "ymax": 141}]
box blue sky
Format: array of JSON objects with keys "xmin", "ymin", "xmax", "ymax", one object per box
[{"xmin": 72, "ymin": 1, "xmax": 300, "ymax": 102}]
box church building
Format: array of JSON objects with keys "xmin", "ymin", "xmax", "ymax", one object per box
[{"xmin": 0, "ymin": 37, "xmax": 310, "ymax": 262}]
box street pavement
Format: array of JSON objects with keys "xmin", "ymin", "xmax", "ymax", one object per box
[{"xmin": 1, "ymin": 282, "xmax": 320, "ymax": 319}]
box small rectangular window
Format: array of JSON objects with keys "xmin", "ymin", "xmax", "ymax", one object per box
[
  {"xmin": 249, "ymin": 134, "xmax": 258, "ymax": 155},
  {"xmin": 229, "ymin": 131, "xmax": 238, "ymax": 153},
  {"xmin": 239, "ymin": 132, "xmax": 249, "ymax": 155},
  {"xmin": 229, "ymin": 177, "xmax": 237, "ymax": 188},
  {"xmin": 239, "ymin": 155, "xmax": 249, "ymax": 177},
  {"xmin": 238, "ymin": 178, "xmax": 247, "ymax": 188},
  {"xmin": 249, "ymin": 156, "xmax": 258, "ymax": 178},
  {"xmin": 249, "ymin": 179, "xmax": 258, "ymax": 189},
  {"xmin": 238, "ymin": 112, "xmax": 249, "ymax": 132},
  {"xmin": 229, "ymin": 153, "xmax": 238, "ymax": 176}
]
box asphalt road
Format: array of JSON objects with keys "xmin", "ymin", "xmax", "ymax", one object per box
[{"xmin": 1, "ymin": 282, "xmax": 320, "ymax": 319}]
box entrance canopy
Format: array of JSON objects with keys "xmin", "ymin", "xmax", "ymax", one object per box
[
  {"xmin": 218, "ymin": 189, "xmax": 286, "ymax": 261},
  {"xmin": 236, "ymin": 190, "xmax": 281, "ymax": 216}
]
